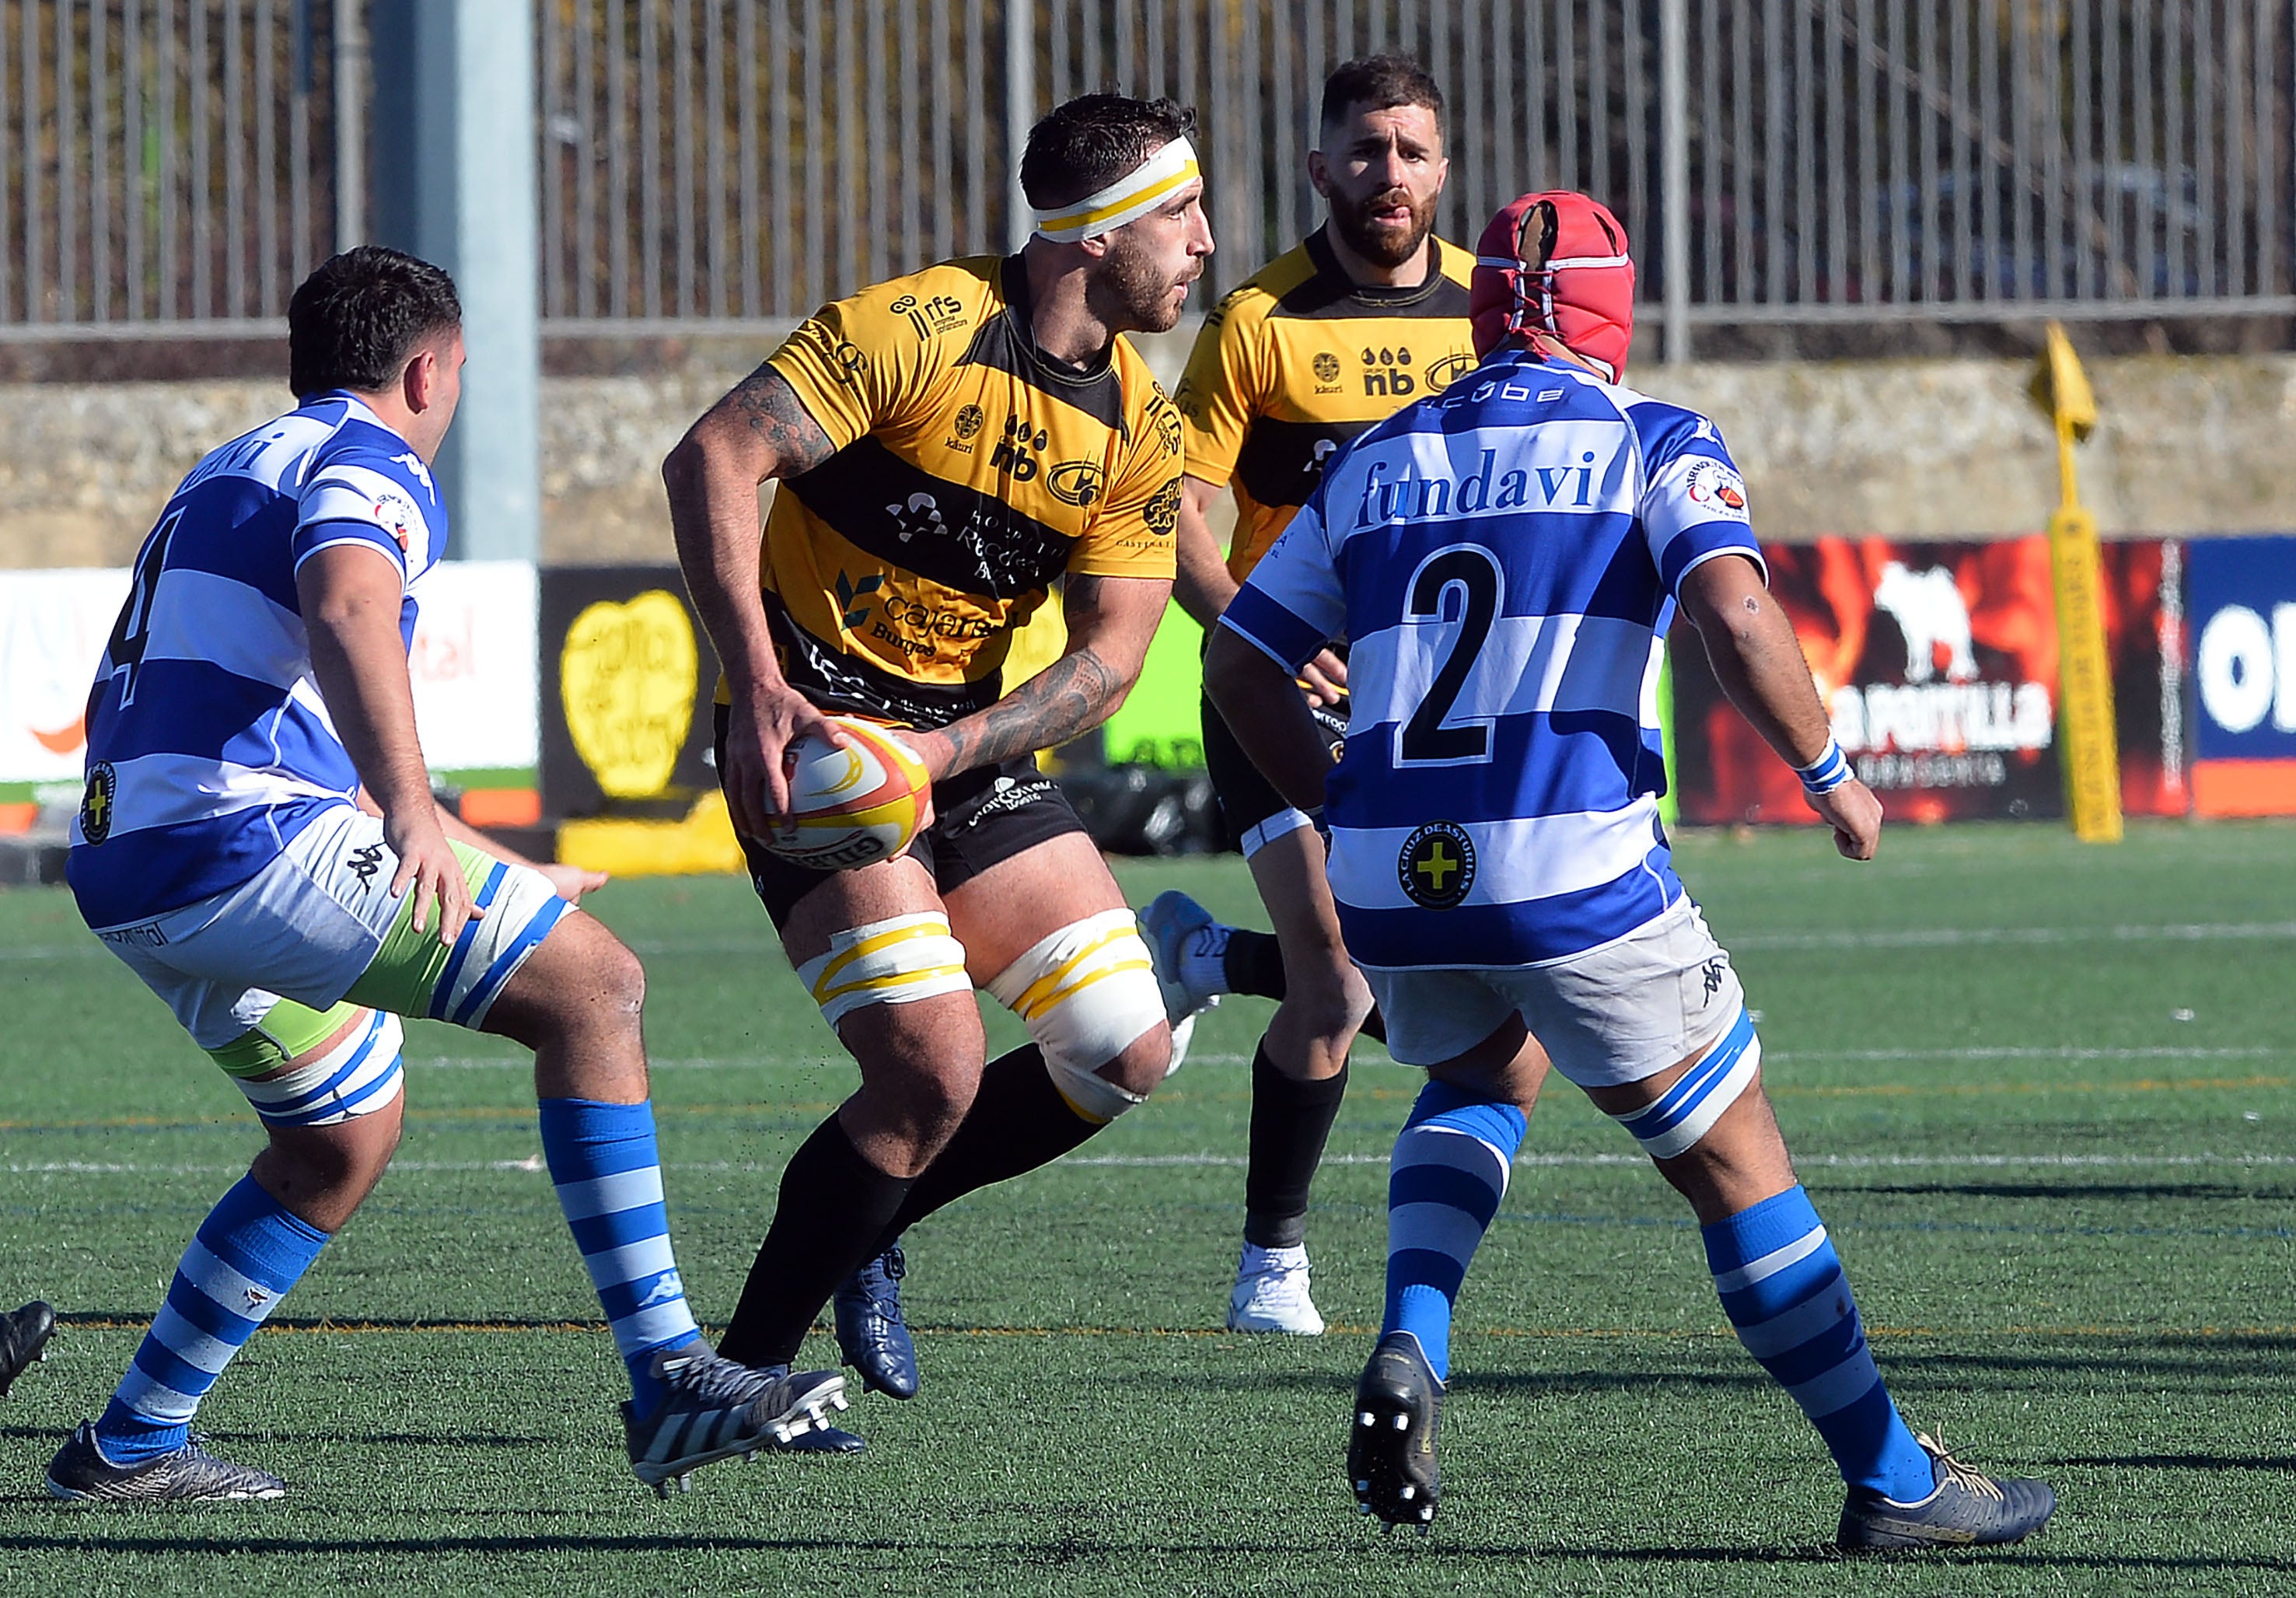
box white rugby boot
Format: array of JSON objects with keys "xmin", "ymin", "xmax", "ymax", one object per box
[{"xmin": 1226, "ymin": 1242, "xmax": 1327, "ymax": 1335}]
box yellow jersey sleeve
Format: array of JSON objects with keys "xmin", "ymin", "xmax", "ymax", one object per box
[
  {"xmin": 764, "ymin": 279, "xmax": 945, "ymax": 454},
  {"xmin": 1172, "ymin": 285, "xmax": 1268, "ymax": 485},
  {"xmin": 1069, "ymin": 384, "xmax": 1184, "ymax": 580}
]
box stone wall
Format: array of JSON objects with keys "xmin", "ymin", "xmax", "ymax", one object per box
[{"xmin": 4, "ymin": 334, "xmax": 2291, "ymax": 569}]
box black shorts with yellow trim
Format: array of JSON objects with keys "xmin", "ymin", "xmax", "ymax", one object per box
[
  {"xmin": 1200, "ymin": 683, "xmax": 1349, "ymax": 841},
  {"xmin": 714, "ymin": 703, "xmax": 1090, "ymax": 928}
]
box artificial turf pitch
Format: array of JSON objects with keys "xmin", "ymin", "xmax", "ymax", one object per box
[{"xmin": 0, "ymin": 820, "xmax": 2288, "ymax": 1596}]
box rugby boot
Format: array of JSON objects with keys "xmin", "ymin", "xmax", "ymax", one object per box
[
  {"xmin": 1347, "ymin": 1331, "xmax": 1443, "ymax": 1530},
  {"xmin": 0, "ymin": 1300, "xmax": 55, "ymax": 1396},
  {"xmin": 833, "ymin": 1243, "xmax": 920, "ymax": 1399},
  {"xmin": 1836, "ymin": 1432, "xmax": 2057, "ymax": 1552},
  {"xmin": 758, "ymin": 1421, "xmax": 866, "ymax": 1454},
  {"xmin": 621, "ymin": 1344, "xmax": 847, "ymax": 1496},
  {"xmin": 1141, "ymin": 891, "xmax": 1225, "ymax": 1075},
  {"xmin": 1227, "ymin": 1243, "xmax": 1327, "ymax": 1335},
  {"xmin": 47, "ymin": 1421, "xmax": 286, "ymax": 1502}
]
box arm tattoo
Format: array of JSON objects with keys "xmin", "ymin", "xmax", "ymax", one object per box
[
  {"xmin": 938, "ymin": 647, "xmax": 1122, "ymax": 774},
  {"xmin": 938, "ymin": 576, "xmax": 1140, "ymax": 772},
  {"xmin": 725, "ymin": 363, "xmax": 834, "ymax": 477}
]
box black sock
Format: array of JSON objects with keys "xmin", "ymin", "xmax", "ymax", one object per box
[
  {"xmin": 718, "ymin": 1117, "xmax": 914, "ymax": 1369},
  {"xmin": 1223, "ymin": 928, "xmax": 1287, "ymax": 1000},
  {"xmin": 1242, "ymin": 1041, "xmax": 1350, "ymax": 1250},
  {"xmin": 870, "ymin": 1044, "xmax": 1103, "ymax": 1250}
]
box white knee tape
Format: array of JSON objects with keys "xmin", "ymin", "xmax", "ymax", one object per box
[
  {"xmin": 1239, "ymin": 807, "xmax": 1317, "ymax": 859},
  {"xmin": 986, "ymin": 909, "xmax": 1165, "ymax": 1124},
  {"xmin": 1609, "ymin": 1008, "xmax": 1761, "ymax": 1159},
  {"xmin": 239, "ymin": 1009, "xmax": 406, "ymax": 1128},
  {"xmin": 797, "ymin": 913, "xmax": 974, "ymax": 1027}
]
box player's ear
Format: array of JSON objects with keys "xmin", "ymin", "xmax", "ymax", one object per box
[
  {"xmin": 1306, "ymin": 148, "xmax": 1332, "ymax": 198},
  {"xmin": 402, "ymin": 345, "xmax": 437, "ymax": 413}
]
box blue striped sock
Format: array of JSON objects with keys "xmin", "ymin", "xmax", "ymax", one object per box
[
  {"xmin": 540, "ymin": 1098, "xmax": 703, "ymax": 1416},
  {"xmin": 1381, "ymin": 1080, "xmax": 1527, "ymax": 1383},
  {"xmin": 96, "ymin": 1174, "xmax": 328, "ymax": 1466},
  {"xmin": 1704, "ymin": 1186, "xmax": 1934, "ymax": 1500}
]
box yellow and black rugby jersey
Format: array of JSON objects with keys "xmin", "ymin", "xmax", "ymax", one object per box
[
  {"xmin": 753, "ymin": 254, "xmax": 1183, "ymax": 729},
  {"xmin": 1174, "ymin": 227, "xmax": 1475, "ymax": 583}
]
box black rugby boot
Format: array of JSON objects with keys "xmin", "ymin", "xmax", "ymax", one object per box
[
  {"xmin": 833, "ymin": 1242, "xmax": 920, "ymax": 1399},
  {"xmin": 1347, "ymin": 1331, "xmax": 1444, "ymax": 1530},
  {"xmin": 1837, "ymin": 1432, "xmax": 2057, "ymax": 1552},
  {"xmin": 0, "ymin": 1301, "xmax": 54, "ymax": 1396}
]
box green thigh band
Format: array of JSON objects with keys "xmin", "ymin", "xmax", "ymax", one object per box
[
  {"xmin": 351, "ymin": 841, "xmax": 571, "ymax": 1029},
  {"xmin": 204, "ymin": 844, "xmax": 567, "ymax": 1075},
  {"xmin": 206, "ymin": 998, "xmax": 365, "ymax": 1079}
]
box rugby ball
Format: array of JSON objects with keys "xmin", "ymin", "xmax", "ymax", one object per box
[{"xmin": 762, "ymin": 715, "xmax": 934, "ymax": 869}]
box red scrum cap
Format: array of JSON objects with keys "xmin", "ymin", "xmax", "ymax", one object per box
[{"xmin": 1470, "ymin": 191, "xmax": 1635, "ymax": 379}]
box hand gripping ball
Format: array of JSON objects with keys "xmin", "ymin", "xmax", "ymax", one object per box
[{"xmin": 762, "ymin": 715, "xmax": 934, "ymax": 869}]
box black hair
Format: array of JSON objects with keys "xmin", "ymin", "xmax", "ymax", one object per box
[
  {"xmin": 288, "ymin": 246, "xmax": 463, "ymax": 398},
  {"xmin": 1319, "ymin": 54, "xmax": 1445, "ymax": 135},
  {"xmin": 1020, "ymin": 93, "xmax": 1199, "ymax": 213}
]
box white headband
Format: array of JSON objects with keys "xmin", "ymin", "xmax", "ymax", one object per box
[{"xmin": 1032, "ymin": 138, "xmax": 1201, "ymax": 243}]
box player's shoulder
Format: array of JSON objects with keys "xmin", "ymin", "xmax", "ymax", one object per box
[
  {"xmin": 1431, "ymin": 234, "xmax": 1477, "ymax": 290},
  {"xmin": 1204, "ymin": 241, "xmax": 1319, "ymax": 335},
  {"xmin": 306, "ymin": 411, "xmax": 440, "ymax": 510},
  {"xmin": 1112, "ymin": 343, "xmax": 1186, "ymax": 460},
  {"xmin": 1607, "ymin": 379, "xmax": 1730, "ymax": 467},
  {"xmin": 823, "ymin": 255, "xmax": 1004, "ymax": 346}
]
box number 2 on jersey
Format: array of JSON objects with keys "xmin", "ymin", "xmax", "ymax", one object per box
[{"xmin": 1397, "ymin": 544, "xmax": 1502, "ymax": 766}]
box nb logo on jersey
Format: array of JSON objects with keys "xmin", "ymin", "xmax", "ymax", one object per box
[
  {"xmin": 345, "ymin": 843, "xmax": 386, "ymax": 890},
  {"xmin": 1362, "ymin": 345, "xmax": 1416, "ymax": 398},
  {"xmin": 991, "ymin": 417, "xmax": 1050, "ymax": 481},
  {"xmin": 637, "ymin": 1270, "xmax": 686, "ymax": 1309},
  {"xmin": 1701, "ymin": 957, "xmax": 1728, "ymax": 1000}
]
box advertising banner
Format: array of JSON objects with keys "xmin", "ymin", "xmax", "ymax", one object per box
[
  {"xmin": 2186, "ymin": 533, "xmax": 2296, "ymax": 816},
  {"xmin": 0, "ymin": 562, "xmax": 534, "ymax": 793},
  {"xmin": 539, "ymin": 565, "xmax": 723, "ymax": 820},
  {"xmin": 1670, "ymin": 536, "xmax": 2185, "ymax": 825}
]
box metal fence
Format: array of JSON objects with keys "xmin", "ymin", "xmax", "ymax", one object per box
[
  {"xmin": 0, "ymin": 0, "xmax": 356, "ymax": 340},
  {"xmin": 0, "ymin": 1, "xmax": 2288, "ymax": 346}
]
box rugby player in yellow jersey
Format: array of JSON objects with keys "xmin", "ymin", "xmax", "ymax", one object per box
[
  {"xmin": 663, "ymin": 93, "xmax": 1211, "ymax": 1442},
  {"xmin": 1139, "ymin": 57, "xmax": 1478, "ymax": 1335}
]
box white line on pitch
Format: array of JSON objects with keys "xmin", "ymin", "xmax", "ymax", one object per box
[{"xmin": 1732, "ymin": 920, "xmax": 2296, "ymax": 951}]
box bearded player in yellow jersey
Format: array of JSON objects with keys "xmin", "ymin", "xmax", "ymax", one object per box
[
  {"xmin": 1141, "ymin": 58, "xmax": 1479, "ymax": 1334},
  {"xmin": 664, "ymin": 94, "xmax": 1211, "ymax": 1446}
]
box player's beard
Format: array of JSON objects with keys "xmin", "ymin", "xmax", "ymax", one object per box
[
  {"xmin": 1094, "ymin": 231, "xmax": 1197, "ymax": 334},
  {"xmin": 1328, "ymin": 184, "xmax": 1438, "ymax": 271}
]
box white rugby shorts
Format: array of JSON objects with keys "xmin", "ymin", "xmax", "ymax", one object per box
[
  {"xmin": 1363, "ymin": 895, "xmax": 1747, "ymax": 1087},
  {"xmin": 89, "ymin": 802, "xmax": 565, "ymax": 1051}
]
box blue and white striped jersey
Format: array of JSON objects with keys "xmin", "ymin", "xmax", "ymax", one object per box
[
  {"xmin": 68, "ymin": 393, "xmax": 446, "ymax": 928},
  {"xmin": 1220, "ymin": 348, "xmax": 1763, "ymax": 970}
]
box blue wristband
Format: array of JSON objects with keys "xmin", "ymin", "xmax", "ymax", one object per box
[{"xmin": 1795, "ymin": 737, "xmax": 1852, "ymax": 795}]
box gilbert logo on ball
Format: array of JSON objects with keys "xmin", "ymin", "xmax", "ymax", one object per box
[{"xmin": 767, "ymin": 715, "xmax": 933, "ymax": 869}]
